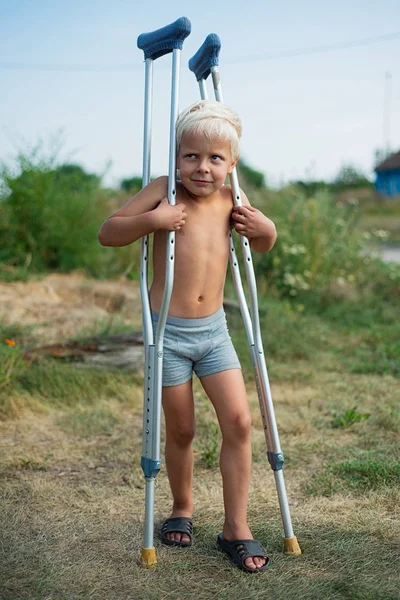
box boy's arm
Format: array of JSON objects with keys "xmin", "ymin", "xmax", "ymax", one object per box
[
  {"xmin": 98, "ymin": 176, "xmax": 186, "ymax": 247},
  {"xmin": 231, "ymin": 189, "xmax": 277, "ymax": 253}
]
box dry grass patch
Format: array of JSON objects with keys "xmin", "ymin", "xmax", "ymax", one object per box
[
  {"xmin": 1, "ymin": 471, "xmax": 399, "ymax": 600},
  {"xmin": 1, "ymin": 370, "xmax": 399, "ymax": 599},
  {"xmin": 0, "ymin": 273, "xmax": 142, "ymax": 343}
]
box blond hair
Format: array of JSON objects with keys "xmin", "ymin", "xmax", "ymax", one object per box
[{"xmin": 176, "ymin": 100, "xmax": 242, "ymax": 161}]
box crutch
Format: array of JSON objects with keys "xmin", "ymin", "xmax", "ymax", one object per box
[
  {"xmin": 136, "ymin": 16, "xmax": 191, "ymax": 567},
  {"xmin": 189, "ymin": 35, "xmax": 301, "ymax": 556}
]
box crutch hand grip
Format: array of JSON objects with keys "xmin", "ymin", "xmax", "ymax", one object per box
[
  {"xmin": 188, "ymin": 33, "xmax": 221, "ymax": 81},
  {"xmin": 137, "ymin": 17, "xmax": 191, "ymax": 60}
]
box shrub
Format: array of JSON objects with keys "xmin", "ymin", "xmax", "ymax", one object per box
[
  {"xmin": 251, "ymin": 187, "xmax": 367, "ymax": 299},
  {"xmin": 0, "ymin": 146, "xmax": 141, "ymax": 278}
]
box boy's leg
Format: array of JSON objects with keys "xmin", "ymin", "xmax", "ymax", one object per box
[
  {"xmin": 162, "ymin": 379, "xmax": 195, "ymax": 544},
  {"xmin": 200, "ymin": 368, "xmax": 266, "ymax": 570}
]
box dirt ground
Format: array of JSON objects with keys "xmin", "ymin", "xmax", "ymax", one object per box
[{"xmin": 0, "ymin": 272, "xmax": 143, "ymax": 342}]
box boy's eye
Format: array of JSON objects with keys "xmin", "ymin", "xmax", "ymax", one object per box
[
  {"xmin": 185, "ymin": 153, "xmax": 197, "ymax": 159},
  {"xmin": 211, "ymin": 155, "xmax": 223, "ymax": 161}
]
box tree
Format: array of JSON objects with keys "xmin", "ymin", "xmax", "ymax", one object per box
[
  {"xmin": 333, "ymin": 164, "xmax": 372, "ymax": 191},
  {"xmin": 54, "ymin": 164, "xmax": 100, "ymax": 191},
  {"xmin": 237, "ymin": 160, "xmax": 266, "ymax": 188},
  {"xmin": 120, "ymin": 176, "xmax": 143, "ymax": 193}
]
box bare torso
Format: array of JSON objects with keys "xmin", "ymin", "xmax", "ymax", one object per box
[{"xmin": 150, "ymin": 182, "xmax": 233, "ymax": 318}]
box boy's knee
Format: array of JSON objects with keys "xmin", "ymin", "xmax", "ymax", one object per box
[
  {"xmin": 224, "ymin": 411, "xmax": 251, "ymax": 442},
  {"xmin": 168, "ymin": 423, "xmax": 196, "ymax": 446}
]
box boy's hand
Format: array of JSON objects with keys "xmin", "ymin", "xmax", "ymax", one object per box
[
  {"xmin": 231, "ymin": 205, "xmax": 271, "ymax": 239},
  {"xmin": 155, "ymin": 196, "xmax": 187, "ymax": 231},
  {"xmin": 231, "ymin": 205, "xmax": 277, "ymax": 252}
]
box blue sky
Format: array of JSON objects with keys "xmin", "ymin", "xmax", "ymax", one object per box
[{"xmin": 1, "ymin": 1, "xmax": 399, "ymax": 187}]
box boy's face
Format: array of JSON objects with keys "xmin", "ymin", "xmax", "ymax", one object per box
[{"xmin": 177, "ymin": 131, "xmax": 238, "ymax": 198}]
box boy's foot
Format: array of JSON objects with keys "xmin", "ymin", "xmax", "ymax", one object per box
[
  {"xmin": 160, "ymin": 517, "xmax": 193, "ymax": 547},
  {"xmin": 217, "ymin": 533, "xmax": 270, "ymax": 573}
]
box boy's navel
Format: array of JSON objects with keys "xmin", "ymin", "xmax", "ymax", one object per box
[{"xmin": 198, "ymin": 295, "xmax": 204, "ymax": 302}]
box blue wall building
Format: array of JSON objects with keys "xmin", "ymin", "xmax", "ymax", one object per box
[{"xmin": 375, "ymin": 150, "xmax": 400, "ymax": 196}]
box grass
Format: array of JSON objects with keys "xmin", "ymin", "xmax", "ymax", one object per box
[
  {"xmin": 1, "ymin": 376, "xmax": 399, "ymax": 599},
  {"xmin": 1, "ymin": 277, "xmax": 399, "ymax": 599},
  {"xmin": 57, "ymin": 405, "xmax": 120, "ymax": 437},
  {"xmin": 307, "ymin": 454, "xmax": 400, "ymax": 496}
]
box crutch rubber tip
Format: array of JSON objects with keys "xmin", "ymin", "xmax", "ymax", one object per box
[
  {"xmin": 283, "ymin": 536, "xmax": 302, "ymax": 555},
  {"xmin": 141, "ymin": 547, "xmax": 157, "ymax": 567}
]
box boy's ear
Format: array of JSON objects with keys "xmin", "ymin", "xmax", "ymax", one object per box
[{"xmin": 227, "ymin": 156, "xmax": 239, "ymax": 174}]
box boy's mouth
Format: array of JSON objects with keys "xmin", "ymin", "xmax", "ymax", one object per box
[{"xmin": 191, "ymin": 179, "xmax": 212, "ymax": 184}]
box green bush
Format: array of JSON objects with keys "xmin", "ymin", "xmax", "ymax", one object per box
[
  {"xmin": 250, "ymin": 187, "xmax": 366, "ymax": 298},
  {"xmin": 0, "ymin": 148, "xmax": 141, "ymax": 278},
  {"xmin": 248, "ymin": 186, "xmax": 400, "ymax": 306}
]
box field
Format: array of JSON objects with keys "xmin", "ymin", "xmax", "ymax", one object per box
[{"xmin": 1, "ymin": 273, "xmax": 399, "ymax": 600}]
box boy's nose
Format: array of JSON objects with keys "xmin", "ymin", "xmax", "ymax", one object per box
[{"xmin": 197, "ymin": 159, "xmax": 209, "ymax": 173}]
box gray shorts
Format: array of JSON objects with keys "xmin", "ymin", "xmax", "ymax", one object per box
[{"xmin": 151, "ymin": 307, "xmax": 241, "ymax": 387}]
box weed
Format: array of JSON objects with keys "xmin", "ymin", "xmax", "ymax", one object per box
[
  {"xmin": 19, "ymin": 458, "xmax": 47, "ymax": 471},
  {"xmin": 331, "ymin": 406, "xmax": 371, "ymax": 429},
  {"xmin": 199, "ymin": 432, "xmax": 220, "ymax": 469}
]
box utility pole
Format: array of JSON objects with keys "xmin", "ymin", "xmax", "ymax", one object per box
[{"xmin": 383, "ymin": 71, "xmax": 392, "ymax": 155}]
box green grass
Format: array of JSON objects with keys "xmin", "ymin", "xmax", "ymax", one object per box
[
  {"xmin": 228, "ymin": 291, "xmax": 400, "ymax": 383},
  {"xmin": 307, "ymin": 454, "xmax": 400, "ymax": 496},
  {"xmin": 334, "ymin": 457, "xmax": 400, "ymax": 489}
]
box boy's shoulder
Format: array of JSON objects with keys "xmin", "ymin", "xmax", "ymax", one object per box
[
  {"xmin": 218, "ymin": 184, "xmax": 237, "ymax": 205},
  {"xmin": 220, "ymin": 184, "xmax": 233, "ymax": 197},
  {"xmin": 148, "ymin": 175, "xmax": 168, "ymax": 190}
]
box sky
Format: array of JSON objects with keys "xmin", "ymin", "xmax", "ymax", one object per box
[{"xmin": 1, "ymin": 0, "xmax": 399, "ymax": 188}]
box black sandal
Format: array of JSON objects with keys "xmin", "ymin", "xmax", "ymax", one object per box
[
  {"xmin": 160, "ymin": 517, "xmax": 193, "ymax": 547},
  {"xmin": 217, "ymin": 533, "xmax": 270, "ymax": 573}
]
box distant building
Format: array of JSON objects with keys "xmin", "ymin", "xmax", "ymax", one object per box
[{"xmin": 375, "ymin": 150, "xmax": 400, "ymax": 196}]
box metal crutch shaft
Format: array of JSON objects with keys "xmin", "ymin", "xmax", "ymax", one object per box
[
  {"xmin": 137, "ymin": 17, "xmax": 191, "ymax": 567},
  {"xmin": 189, "ymin": 35, "xmax": 301, "ymax": 555}
]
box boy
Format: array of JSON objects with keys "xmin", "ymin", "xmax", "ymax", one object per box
[{"xmin": 98, "ymin": 100, "xmax": 276, "ymax": 573}]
